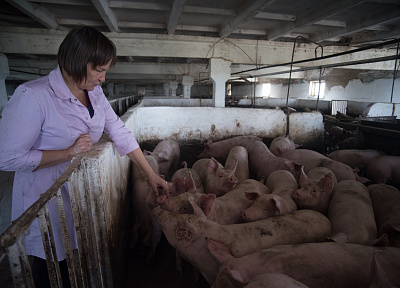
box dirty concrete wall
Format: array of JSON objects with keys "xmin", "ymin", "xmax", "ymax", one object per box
[
  {"xmin": 124, "ymin": 104, "xmax": 324, "ymax": 149},
  {"xmin": 126, "ymin": 106, "xmax": 287, "ymax": 142},
  {"xmin": 68, "ymin": 139, "xmax": 131, "ymax": 287}
]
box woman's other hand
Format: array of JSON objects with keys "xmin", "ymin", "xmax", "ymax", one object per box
[{"xmin": 67, "ymin": 133, "xmax": 93, "ymax": 157}]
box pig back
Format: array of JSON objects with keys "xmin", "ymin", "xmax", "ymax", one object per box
[
  {"xmin": 368, "ymin": 184, "xmax": 400, "ymax": 247},
  {"xmin": 328, "ymin": 180, "xmax": 377, "ymax": 244},
  {"xmin": 197, "ymin": 135, "xmax": 262, "ymax": 161}
]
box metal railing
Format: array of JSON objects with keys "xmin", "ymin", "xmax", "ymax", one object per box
[{"xmin": 0, "ymin": 155, "xmax": 111, "ymax": 288}]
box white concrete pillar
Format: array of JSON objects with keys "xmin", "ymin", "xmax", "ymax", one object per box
[
  {"xmin": 0, "ymin": 54, "xmax": 10, "ymax": 112},
  {"xmin": 163, "ymin": 82, "xmax": 170, "ymax": 97},
  {"xmin": 209, "ymin": 58, "xmax": 231, "ymax": 107},
  {"xmin": 182, "ymin": 75, "xmax": 194, "ymax": 99},
  {"xmin": 170, "ymin": 81, "xmax": 178, "ymax": 97}
]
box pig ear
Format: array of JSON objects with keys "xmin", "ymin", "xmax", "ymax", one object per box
[
  {"xmin": 229, "ymin": 158, "xmax": 238, "ymax": 172},
  {"xmin": 143, "ymin": 150, "xmax": 151, "ymax": 155},
  {"xmin": 156, "ymin": 194, "xmax": 168, "ymax": 204},
  {"xmin": 188, "ymin": 195, "xmax": 207, "ymax": 219},
  {"xmin": 298, "ymin": 166, "xmax": 311, "ymax": 186},
  {"xmin": 223, "ymin": 268, "xmax": 246, "ymax": 284},
  {"xmin": 207, "ymin": 239, "xmax": 234, "ymax": 264},
  {"xmin": 208, "ymin": 157, "xmax": 220, "ymax": 175},
  {"xmin": 319, "ymin": 172, "xmax": 334, "ymax": 194},
  {"xmin": 270, "ymin": 197, "xmax": 281, "ymax": 215},
  {"xmin": 184, "ymin": 171, "xmax": 197, "ymax": 193},
  {"xmin": 172, "ymin": 177, "xmax": 186, "ymax": 194},
  {"xmin": 198, "ymin": 194, "xmax": 216, "ymax": 216},
  {"xmin": 244, "ymin": 191, "xmax": 261, "ymax": 201},
  {"xmin": 156, "ymin": 154, "xmax": 169, "ymax": 163},
  {"xmin": 293, "ymin": 162, "xmax": 302, "ymax": 172},
  {"xmin": 203, "ymin": 140, "xmax": 213, "ymax": 149}
]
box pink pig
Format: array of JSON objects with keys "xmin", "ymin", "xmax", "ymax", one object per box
[
  {"xmin": 282, "ymin": 148, "xmax": 369, "ymax": 183},
  {"xmin": 327, "ymin": 180, "xmax": 379, "ymax": 245},
  {"xmin": 192, "ymin": 157, "xmax": 238, "ymax": 196},
  {"xmin": 366, "ymin": 156, "xmax": 400, "ymax": 189},
  {"xmin": 241, "ymin": 170, "xmax": 298, "ymax": 221},
  {"xmin": 292, "ymin": 166, "xmax": 337, "ymax": 214},
  {"xmin": 225, "ymin": 146, "xmax": 250, "ymax": 183},
  {"xmin": 197, "ymin": 135, "xmax": 262, "ymax": 161},
  {"xmin": 247, "ymin": 141, "xmax": 301, "ymax": 181},
  {"xmin": 269, "ymin": 135, "xmax": 301, "ymax": 157},
  {"xmin": 169, "ymin": 161, "xmax": 204, "ymax": 196},
  {"xmin": 368, "ymin": 184, "xmax": 400, "ymax": 248},
  {"xmin": 130, "ymin": 155, "xmax": 161, "ymax": 264},
  {"xmin": 208, "ymin": 240, "xmax": 400, "ymax": 288},
  {"xmin": 143, "ymin": 139, "xmax": 180, "ymax": 181}
]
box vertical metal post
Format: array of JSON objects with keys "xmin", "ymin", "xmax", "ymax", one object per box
[
  {"xmin": 38, "ymin": 206, "xmax": 62, "ymax": 288},
  {"xmin": 56, "ymin": 189, "xmax": 78, "ymax": 288}
]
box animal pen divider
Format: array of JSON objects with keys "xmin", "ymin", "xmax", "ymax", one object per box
[{"xmin": 0, "ymin": 142, "xmax": 124, "ymax": 288}]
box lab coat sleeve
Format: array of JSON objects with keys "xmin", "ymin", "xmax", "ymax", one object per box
[{"xmin": 0, "ymin": 86, "xmax": 43, "ymax": 172}]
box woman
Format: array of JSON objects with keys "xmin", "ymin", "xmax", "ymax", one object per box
[{"xmin": 0, "ymin": 25, "xmax": 168, "ymax": 287}]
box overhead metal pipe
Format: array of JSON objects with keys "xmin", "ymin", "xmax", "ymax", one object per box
[{"xmin": 231, "ymin": 38, "xmax": 400, "ymax": 76}]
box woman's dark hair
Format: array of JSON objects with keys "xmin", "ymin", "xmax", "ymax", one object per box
[{"xmin": 58, "ymin": 25, "xmax": 117, "ymax": 84}]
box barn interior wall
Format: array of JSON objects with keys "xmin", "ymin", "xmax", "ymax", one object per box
[{"xmin": 231, "ymin": 78, "xmax": 400, "ymax": 105}]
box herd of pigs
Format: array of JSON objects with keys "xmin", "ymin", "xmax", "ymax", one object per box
[{"xmin": 129, "ymin": 135, "xmax": 400, "ymax": 288}]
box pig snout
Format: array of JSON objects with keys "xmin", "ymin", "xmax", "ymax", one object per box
[
  {"xmin": 240, "ymin": 209, "xmax": 250, "ymax": 221},
  {"xmin": 292, "ymin": 189, "xmax": 302, "ymax": 199},
  {"xmin": 230, "ymin": 175, "xmax": 238, "ymax": 186}
]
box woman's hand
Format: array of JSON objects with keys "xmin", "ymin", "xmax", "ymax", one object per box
[
  {"xmin": 148, "ymin": 172, "xmax": 169, "ymax": 196},
  {"xmin": 67, "ymin": 133, "xmax": 93, "ymax": 157}
]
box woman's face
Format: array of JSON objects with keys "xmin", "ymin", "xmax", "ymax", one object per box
[{"xmin": 80, "ymin": 59, "xmax": 113, "ymax": 91}]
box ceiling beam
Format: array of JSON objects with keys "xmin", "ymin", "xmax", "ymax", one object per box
[
  {"xmin": 1, "ymin": 27, "xmax": 395, "ymax": 70},
  {"xmin": 167, "ymin": 0, "xmax": 187, "ymax": 34},
  {"xmin": 266, "ymin": 0, "xmax": 366, "ymax": 40},
  {"xmin": 312, "ymin": 6, "xmax": 400, "ymax": 42},
  {"xmin": 5, "ymin": 0, "xmax": 66, "ymax": 30},
  {"xmin": 91, "ymin": 0, "xmax": 119, "ymax": 32},
  {"xmin": 219, "ymin": 0, "xmax": 275, "ymax": 39}
]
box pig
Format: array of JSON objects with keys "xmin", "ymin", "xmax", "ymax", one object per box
[
  {"xmin": 143, "ymin": 140, "xmax": 180, "ymax": 180},
  {"xmin": 281, "ymin": 148, "xmax": 369, "ymax": 183},
  {"xmin": 366, "ymin": 156, "xmax": 400, "ymax": 189},
  {"xmin": 247, "ymin": 141, "xmax": 301, "ymax": 181},
  {"xmin": 212, "ymin": 272, "xmax": 309, "ymax": 288},
  {"xmin": 241, "ymin": 170, "xmax": 297, "ymax": 221},
  {"xmin": 368, "ymin": 250, "xmax": 399, "ymax": 288},
  {"xmin": 170, "ymin": 161, "xmax": 204, "ymax": 196},
  {"xmin": 368, "ymin": 184, "xmax": 400, "ymax": 248},
  {"xmin": 152, "ymin": 206, "xmax": 331, "ymax": 284},
  {"xmin": 192, "ymin": 157, "xmax": 238, "ymax": 196},
  {"xmin": 146, "ymin": 169, "xmax": 202, "ymax": 213},
  {"xmin": 208, "ymin": 240, "xmax": 400, "ymax": 288},
  {"xmin": 153, "ymin": 179, "xmax": 270, "ymax": 225},
  {"xmin": 327, "ymin": 149, "xmax": 386, "ymax": 171},
  {"xmin": 225, "ymin": 146, "xmax": 250, "ymax": 183},
  {"xmin": 197, "ymin": 135, "xmax": 262, "ymax": 161},
  {"xmin": 197, "ymin": 179, "xmax": 270, "ymax": 224},
  {"xmin": 130, "ymin": 155, "xmax": 161, "ymax": 264},
  {"xmin": 292, "ymin": 166, "xmax": 337, "ymax": 214},
  {"xmin": 269, "ymin": 135, "xmax": 301, "ymax": 157},
  {"xmin": 327, "ymin": 180, "xmax": 378, "ymax": 245},
  {"xmin": 244, "ymin": 274, "xmax": 309, "ymax": 288}
]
